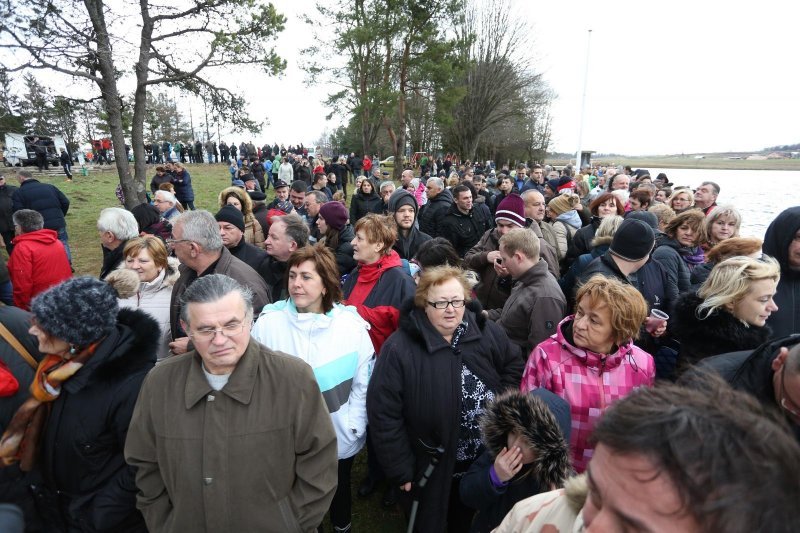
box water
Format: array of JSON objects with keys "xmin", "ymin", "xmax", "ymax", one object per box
[{"xmin": 644, "ymin": 168, "xmax": 800, "ymax": 239}]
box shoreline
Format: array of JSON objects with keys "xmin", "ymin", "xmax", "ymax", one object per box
[{"xmin": 547, "ymin": 157, "xmax": 800, "ymax": 172}]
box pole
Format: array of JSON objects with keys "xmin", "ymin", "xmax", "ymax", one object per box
[
  {"xmin": 189, "ymin": 106, "xmax": 195, "ymax": 142},
  {"xmin": 575, "ymin": 29, "xmax": 592, "ymax": 171}
]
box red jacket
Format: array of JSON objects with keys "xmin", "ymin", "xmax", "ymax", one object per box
[{"xmin": 8, "ymin": 229, "xmax": 72, "ymax": 310}]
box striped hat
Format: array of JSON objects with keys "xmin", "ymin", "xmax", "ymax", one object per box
[{"xmin": 495, "ymin": 194, "xmax": 526, "ymax": 228}]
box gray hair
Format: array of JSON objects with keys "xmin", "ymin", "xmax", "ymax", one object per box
[
  {"xmin": 273, "ymin": 212, "xmax": 309, "ymax": 247},
  {"xmin": 700, "ymin": 181, "xmax": 720, "ymax": 196},
  {"xmin": 307, "ymin": 190, "xmax": 327, "ymax": 204},
  {"xmin": 179, "ymin": 274, "xmax": 253, "ymax": 326},
  {"xmin": 379, "ymin": 181, "xmax": 395, "ymax": 193},
  {"xmin": 12, "ymin": 209, "xmax": 44, "ymax": 233},
  {"xmin": 97, "ymin": 207, "xmax": 139, "ymax": 240},
  {"xmin": 173, "ymin": 210, "xmax": 224, "ymax": 251},
  {"xmin": 154, "ymin": 189, "xmax": 177, "ymax": 205},
  {"xmin": 16, "ymin": 169, "xmax": 33, "ymax": 180},
  {"xmin": 427, "ymin": 177, "xmax": 444, "ymax": 190}
]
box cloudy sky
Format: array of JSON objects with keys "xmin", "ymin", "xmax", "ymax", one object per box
[
  {"xmin": 245, "ymin": 0, "xmax": 800, "ymax": 156},
  {"xmin": 12, "ymin": 0, "xmax": 799, "ymax": 156}
]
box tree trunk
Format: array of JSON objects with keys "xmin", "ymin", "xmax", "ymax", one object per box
[
  {"xmin": 131, "ymin": 0, "xmax": 154, "ymax": 206},
  {"xmin": 84, "ymin": 0, "xmax": 143, "ymax": 207}
]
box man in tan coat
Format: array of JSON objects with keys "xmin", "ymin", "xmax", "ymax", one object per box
[{"xmin": 125, "ymin": 274, "xmax": 337, "ymax": 532}]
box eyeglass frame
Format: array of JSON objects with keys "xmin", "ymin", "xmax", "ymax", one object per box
[
  {"xmin": 165, "ymin": 238, "xmax": 193, "ymax": 247},
  {"xmin": 780, "ymin": 364, "xmax": 800, "ymax": 420},
  {"xmin": 426, "ymin": 299, "xmax": 466, "ymax": 310},
  {"xmin": 186, "ymin": 318, "xmax": 251, "ymax": 342}
]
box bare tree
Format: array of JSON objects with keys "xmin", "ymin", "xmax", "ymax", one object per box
[
  {"xmin": 445, "ymin": 0, "xmax": 553, "ymax": 161},
  {"xmin": 0, "ymin": 0, "xmax": 285, "ymax": 207}
]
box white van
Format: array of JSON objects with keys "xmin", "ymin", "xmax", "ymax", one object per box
[{"xmin": 2, "ymin": 133, "xmax": 68, "ymax": 166}]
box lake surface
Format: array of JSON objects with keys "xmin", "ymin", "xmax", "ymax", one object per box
[{"xmin": 643, "ymin": 168, "xmax": 800, "ymax": 239}]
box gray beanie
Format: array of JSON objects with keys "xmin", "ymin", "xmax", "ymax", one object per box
[
  {"xmin": 31, "ymin": 276, "xmax": 119, "ymax": 347},
  {"xmin": 387, "ymin": 188, "xmax": 418, "ymax": 216}
]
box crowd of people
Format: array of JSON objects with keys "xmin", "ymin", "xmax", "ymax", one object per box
[{"xmin": 0, "ymin": 154, "xmax": 798, "ymax": 533}]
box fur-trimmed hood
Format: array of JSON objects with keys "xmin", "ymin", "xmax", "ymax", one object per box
[
  {"xmin": 670, "ymin": 292, "xmax": 773, "ymax": 365},
  {"xmin": 480, "ymin": 389, "xmax": 572, "ymax": 490}
]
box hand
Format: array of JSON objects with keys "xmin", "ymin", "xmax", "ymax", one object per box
[
  {"xmin": 494, "ymin": 446, "xmax": 523, "ymax": 482},
  {"xmin": 650, "ymin": 322, "xmax": 667, "ymax": 337},
  {"xmin": 486, "ymin": 250, "xmax": 502, "ymax": 264},
  {"xmin": 169, "ymin": 337, "xmax": 190, "ymax": 355},
  {"xmin": 400, "ymin": 482, "xmax": 412, "ymax": 492},
  {"xmin": 493, "ymin": 261, "xmax": 509, "ymax": 277}
]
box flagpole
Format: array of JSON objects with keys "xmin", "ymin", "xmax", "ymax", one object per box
[{"xmin": 575, "ymin": 29, "xmax": 592, "ymax": 171}]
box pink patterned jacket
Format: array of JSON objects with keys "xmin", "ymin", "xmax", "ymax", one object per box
[{"xmin": 520, "ymin": 316, "xmax": 655, "ymax": 472}]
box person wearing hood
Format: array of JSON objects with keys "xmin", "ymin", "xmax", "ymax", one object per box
[
  {"xmin": 130, "ymin": 202, "xmax": 172, "ymax": 242},
  {"xmin": 367, "ymin": 266, "xmax": 523, "ymax": 532},
  {"xmin": 671, "ymin": 256, "xmax": 779, "ymax": 370},
  {"xmin": 763, "ymin": 206, "xmax": 800, "ymax": 338},
  {"xmin": 7, "ymin": 209, "xmax": 72, "ymax": 310},
  {"xmin": 389, "ymin": 188, "xmax": 431, "ymax": 260},
  {"xmin": 521, "ymin": 275, "xmax": 655, "ymax": 472},
  {"xmin": 545, "ymin": 193, "xmax": 582, "ymax": 268},
  {"xmin": 459, "ymin": 389, "xmax": 572, "ymax": 533},
  {"xmin": 252, "ymin": 245, "xmax": 374, "ymax": 533},
  {"xmin": 418, "ymin": 177, "xmax": 453, "ymax": 238},
  {"xmin": 317, "ymin": 200, "xmax": 357, "ymax": 277},
  {"xmin": 440, "ymin": 185, "xmax": 492, "ymax": 257},
  {"xmin": 0, "ymin": 277, "xmax": 158, "ymax": 531},
  {"xmin": 349, "ymin": 177, "xmax": 384, "ymax": 223}
]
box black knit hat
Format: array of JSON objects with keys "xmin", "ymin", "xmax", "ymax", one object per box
[
  {"xmin": 387, "ymin": 188, "xmax": 417, "ymax": 216},
  {"xmin": 610, "ymin": 219, "xmax": 655, "ymax": 262},
  {"xmin": 215, "ymin": 205, "xmax": 245, "ymax": 233},
  {"xmin": 31, "ymin": 277, "xmax": 119, "ymax": 347}
]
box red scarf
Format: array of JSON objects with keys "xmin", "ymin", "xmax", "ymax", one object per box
[{"xmin": 345, "ymin": 251, "xmax": 402, "ymax": 308}]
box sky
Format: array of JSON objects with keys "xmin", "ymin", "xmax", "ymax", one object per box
[{"xmin": 9, "ymin": 0, "xmax": 800, "ymax": 156}]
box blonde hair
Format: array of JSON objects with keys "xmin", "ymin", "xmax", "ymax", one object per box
[
  {"xmin": 697, "ymin": 256, "xmax": 780, "ymax": 321},
  {"xmin": 591, "ymin": 215, "xmax": 624, "ymax": 247},
  {"xmin": 499, "ymin": 227, "xmax": 540, "ymax": 260},
  {"xmin": 648, "ymin": 203, "xmax": 675, "ymax": 230},
  {"xmin": 414, "ymin": 266, "xmax": 471, "ymax": 309},
  {"xmin": 667, "ymin": 189, "xmax": 694, "ymax": 210},
  {"xmin": 704, "ymin": 205, "xmax": 741, "ymax": 245},
  {"xmin": 706, "ymin": 237, "xmax": 762, "ymax": 264},
  {"xmin": 575, "ymin": 275, "xmax": 648, "ymax": 343}
]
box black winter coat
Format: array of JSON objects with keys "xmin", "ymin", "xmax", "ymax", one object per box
[
  {"xmin": 0, "ymin": 183, "xmax": 18, "ymax": 233},
  {"xmin": 324, "ymin": 224, "xmax": 357, "ymax": 276},
  {"xmin": 11, "ymin": 179, "xmax": 69, "ymax": 231},
  {"xmin": 651, "ymin": 234, "xmax": 691, "ymax": 294},
  {"xmin": 349, "ymin": 190, "xmax": 383, "ymax": 223},
  {"xmin": 566, "ymin": 216, "xmax": 601, "ymax": 266},
  {"xmin": 367, "ymin": 300, "xmax": 523, "ymax": 533},
  {"xmin": 418, "ymin": 188, "xmax": 453, "ymax": 238},
  {"xmin": 670, "ymin": 292, "xmax": 772, "ymax": 368},
  {"xmin": 393, "ymin": 226, "xmax": 432, "ymax": 260},
  {"xmin": 440, "ymin": 204, "xmax": 492, "ymax": 257},
  {"xmin": 38, "ymin": 308, "xmax": 158, "ymax": 532},
  {"xmin": 764, "ymin": 207, "xmax": 800, "ymax": 339}
]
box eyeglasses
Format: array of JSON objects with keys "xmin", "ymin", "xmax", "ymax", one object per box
[
  {"xmin": 427, "ymin": 299, "xmax": 466, "ymax": 310},
  {"xmin": 780, "ymin": 365, "xmax": 800, "ymax": 420},
  {"xmin": 188, "ymin": 320, "xmax": 249, "ymax": 341}
]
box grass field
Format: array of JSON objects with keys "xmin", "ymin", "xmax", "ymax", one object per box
[{"xmin": 0, "ymin": 163, "xmax": 407, "ymax": 532}]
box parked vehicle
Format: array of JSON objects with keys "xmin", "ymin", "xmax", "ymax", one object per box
[{"xmin": 2, "ymin": 133, "xmax": 67, "ymax": 167}]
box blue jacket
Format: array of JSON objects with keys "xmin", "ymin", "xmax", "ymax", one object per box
[
  {"xmin": 171, "ymin": 170, "xmax": 194, "ymax": 202},
  {"xmin": 11, "ymin": 179, "xmax": 69, "ymax": 230}
]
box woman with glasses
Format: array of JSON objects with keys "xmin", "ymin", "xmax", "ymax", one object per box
[
  {"xmin": 671, "ymin": 255, "xmax": 780, "ymax": 369},
  {"xmin": 367, "ymin": 266, "xmax": 523, "ymax": 532},
  {"xmin": 521, "ymin": 275, "xmax": 655, "ymax": 473},
  {"xmin": 251, "ymin": 244, "xmax": 373, "ymax": 533}
]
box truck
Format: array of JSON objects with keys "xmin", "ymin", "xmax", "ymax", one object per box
[{"xmin": 2, "ymin": 133, "xmax": 68, "ymax": 167}]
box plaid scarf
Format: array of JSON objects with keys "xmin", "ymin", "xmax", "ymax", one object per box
[{"xmin": 0, "ymin": 344, "xmax": 98, "ymax": 471}]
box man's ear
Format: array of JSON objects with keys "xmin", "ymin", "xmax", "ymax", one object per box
[
  {"xmin": 289, "ymin": 241, "xmax": 298, "ymax": 253},
  {"xmin": 772, "ymin": 347, "xmax": 789, "ymax": 372},
  {"xmin": 180, "ymin": 319, "xmax": 189, "ymax": 335}
]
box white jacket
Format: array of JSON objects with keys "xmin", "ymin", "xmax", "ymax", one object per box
[
  {"xmin": 251, "ymin": 299, "xmax": 374, "ymax": 459},
  {"xmin": 278, "ymin": 163, "xmax": 294, "ymax": 184}
]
